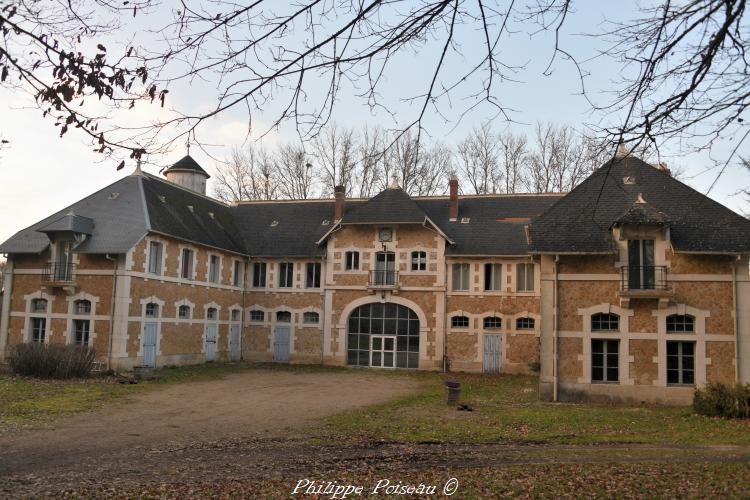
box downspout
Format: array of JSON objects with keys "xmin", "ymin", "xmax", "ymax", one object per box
[
  {"xmin": 443, "ymin": 258, "xmax": 449, "ymax": 373},
  {"xmin": 732, "ymin": 256, "xmax": 740, "ymax": 382},
  {"xmin": 241, "ymin": 256, "xmax": 249, "ymax": 362},
  {"xmin": 321, "ymin": 254, "xmax": 325, "ymax": 365},
  {"xmin": 553, "ymin": 254, "xmax": 560, "ymax": 402},
  {"xmin": 105, "ymin": 254, "xmax": 118, "ymax": 371}
]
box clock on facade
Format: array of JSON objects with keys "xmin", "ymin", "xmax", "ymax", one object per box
[{"xmin": 378, "ymin": 228, "xmax": 393, "ymax": 242}]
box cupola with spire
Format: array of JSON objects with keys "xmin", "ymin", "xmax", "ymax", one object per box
[{"xmin": 163, "ymin": 153, "xmax": 210, "ymax": 195}]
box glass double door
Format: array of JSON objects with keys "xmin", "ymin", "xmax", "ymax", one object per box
[{"xmin": 370, "ymin": 335, "xmax": 396, "ymax": 368}]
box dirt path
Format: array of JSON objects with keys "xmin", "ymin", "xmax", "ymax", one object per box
[{"xmin": 0, "ymin": 370, "xmax": 420, "ymax": 476}]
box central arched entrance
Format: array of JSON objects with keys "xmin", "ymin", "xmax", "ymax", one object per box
[{"xmin": 347, "ymin": 303, "xmax": 419, "ymax": 369}]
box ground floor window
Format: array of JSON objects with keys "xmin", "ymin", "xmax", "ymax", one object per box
[
  {"xmin": 30, "ymin": 317, "xmax": 46, "ymax": 343},
  {"xmin": 592, "ymin": 339, "xmax": 619, "ymax": 383},
  {"xmin": 667, "ymin": 341, "xmax": 695, "ymax": 385},
  {"xmin": 73, "ymin": 319, "xmax": 90, "ymax": 346},
  {"xmin": 347, "ymin": 303, "xmax": 419, "ymax": 369}
]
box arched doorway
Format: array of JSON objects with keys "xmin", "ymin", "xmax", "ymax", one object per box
[{"xmin": 347, "ymin": 303, "xmax": 419, "ymax": 369}]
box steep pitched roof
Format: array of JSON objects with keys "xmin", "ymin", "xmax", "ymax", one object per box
[
  {"xmin": 343, "ymin": 187, "xmax": 428, "ymax": 224},
  {"xmin": 163, "ymin": 155, "xmax": 210, "ymax": 178},
  {"xmin": 528, "ymin": 155, "xmax": 750, "ymax": 253},
  {"xmin": 37, "ymin": 212, "xmax": 95, "ymax": 235},
  {"xmin": 614, "ymin": 198, "xmax": 671, "ymax": 227}
]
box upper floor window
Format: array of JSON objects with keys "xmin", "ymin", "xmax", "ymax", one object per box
[
  {"xmin": 249, "ymin": 310, "xmax": 265, "ymax": 322},
  {"xmin": 31, "ymin": 298, "xmax": 48, "ymax": 313},
  {"xmin": 148, "ymin": 241, "xmax": 163, "ymax": 275},
  {"xmin": 231, "ymin": 309, "xmax": 241, "ymax": 322},
  {"xmin": 484, "ymin": 316, "xmax": 502, "ymax": 329},
  {"xmin": 180, "ymin": 248, "xmax": 194, "ymax": 279},
  {"xmin": 591, "ymin": 313, "xmax": 619, "ymax": 332},
  {"xmin": 452, "ymin": 263, "xmax": 470, "ymax": 291},
  {"xmin": 345, "ymin": 251, "xmax": 360, "ymax": 271},
  {"xmin": 303, "ymin": 311, "xmax": 320, "ymax": 324},
  {"xmin": 451, "ymin": 315, "xmax": 470, "ymax": 328},
  {"xmin": 145, "ymin": 302, "xmax": 159, "ymax": 318},
  {"xmin": 411, "ymin": 251, "xmax": 427, "ymax": 271},
  {"xmin": 667, "ymin": 314, "xmax": 695, "ymax": 333},
  {"xmin": 208, "ymin": 255, "xmax": 220, "ymax": 283},
  {"xmin": 279, "ymin": 262, "xmax": 294, "ymax": 288},
  {"xmin": 306, "ymin": 262, "xmax": 321, "ymax": 288},
  {"xmin": 74, "ymin": 299, "xmax": 91, "ymax": 315},
  {"xmin": 516, "ymin": 263, "xmax": 535, "ymax": 292},
  {"xmin": 276, "ymin": 310, "xmax": 292, "ymax": 322},
  {"xmin": 252, "ymin": 262, "xmax": 267, "ymax": 288},
  {"xmin": 178, "ymin": 305, "xmax": 191, "ymax": 319},
  {"xmin": 484, "ymin": 263, "xmax": 502, "ymax": 291},
  {"xmin": 233, "ymin": 260, "xmax": 244, "ymax": 287},
  {"xmin": 516, "ymin": 317, "xmax": 535, "ymax": 330},
  {"xmin": 206, "ymin": 307, "xmax": 218, "ymax": 321}
]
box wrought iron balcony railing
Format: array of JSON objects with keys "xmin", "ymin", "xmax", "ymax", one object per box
[
  {"xmin": 368, "ymin": 270, "xmax": 399, "ymax": 288},
  {"xmin": 43, "ymin": 262, "xmax": 77, "ymax": 284},
  {"xmin": 620, "ymin": 265, "xmax": 669, "ymax": 292}
]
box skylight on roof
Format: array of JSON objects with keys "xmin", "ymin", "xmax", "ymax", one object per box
[
  {"xmin": 108, "ymin": 192, "xmax": 120, "ymax": 200},
  {"xmin": 321, "ymin": 219, "xmax": 330, "ymax": 226},
  {"xmin": 270, "ymin": 220, "xmax": 279, "ymax": 227},
  {"xmin": 460, "ymin": 217, "xmax": 471, "ymax": 224}
]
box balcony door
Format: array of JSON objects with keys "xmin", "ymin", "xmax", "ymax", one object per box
[
  {"xmin": 628, "ymin": 239, "xmax": 655, "ymax": 290},
  {"xmin": 54, "ymin": 239, "xmax": 74, "ymax": 281},
  {"xmin": 375, "ymin": 251, "xmax": 395, "ymax": 285}
]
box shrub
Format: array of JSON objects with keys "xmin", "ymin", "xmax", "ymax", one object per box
[
  {"xmin": 9, "ymin": 343, "xmax": 97, "ymax": 379},
  {"xmin": 693, "ymin": 383, "xmax": 750, "ymax": 419}
]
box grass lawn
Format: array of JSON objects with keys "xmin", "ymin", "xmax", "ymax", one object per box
[{"xmin": 323, "ymin": 371, "xmax": 750, "ymax": 446}]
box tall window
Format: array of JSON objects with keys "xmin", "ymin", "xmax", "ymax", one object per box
[
  {"xmin": 667, "ymin": 314, "xmax": 695, "ymax": 333},
  {"xmin": 516, "ymin": 317, "xmax": 535, "ymax": 330},
  {"xmin": 592, "ymin": 339, "xmax": 619, "ymax": 383},
  {"xmin": 628, "ymin": 239, "xmax": 656, "ymax": 290},
  {"xmin": 252, "ymin": 262, "xmax": 267, "ymax": 288},
  {"xmin": 516, "ymin": 263, "xmax": 535, "ymax": 292},
  {"xmin": 279, "ymin": 262, "xmax": 294, "ymax": 288},
  {"xmin": 30, "ymin": 318, "xmax": 46, "ymax": 343},
  {"xmin": 208, "ymin": 255, "xmax": 220, "ymax": 283},
  {"xmin": 345, "ymin": 251, "xmax": 360, "ymax": 270},
  {"xmin": 145, "ymin": 303, "xmax": 159, "ymax": 318},
  {"xmin": 233, "ymin": 260, "xmax": 244, "ymax": 287},
  {"xmin": 451, "ymin": 316, "xmax": 470, "ymax": 328},
  {"xmin": 452, "ymin": 263, "xmax": 470, "ymax": 291},
  {"xmin": 31, "ymin": 298, "xmax": 48, "ymax": 313},
  {"xmin": 148, "ymin": 241, "xmax": 163, "ymax": 275},
  {"xmin": 180, "ymin": 248, "xmax": 194, "ymax": 279},
  {"xmin": 484, "ymin": 263, "xmax": 502, "ymax": 291},
  {"xmin": 591, "ymin": 313, "xmax": 619, "ymax": 332},
  {"xmin": 178, "ymin": 305, "xmax": 191, "ymax": 319},
  {"xmin": 411, "ymin": 251, "xmax": 427, "ymax": 271},
  {"xmin": 667, "ymin": 341, "xmax": 695, "ymax": 385},
  {"xmin": 73, "ymin": 319, "xmax": 90, "ymax": 346},
  {"xmin": 306, "ymin": 262, "xmax": 321, "ymax": 288},
  {"xmin": 484, "ymin": 316, "xmax": 502, "ymax": 329}
]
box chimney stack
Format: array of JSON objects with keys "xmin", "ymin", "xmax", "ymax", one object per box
[
  {"xmin": 334, "ymin": 185, "xmax": 345, "ymax": 221},
  {"xmin": 659, "ymin": 162, "xmax": 672, "ymax": 177},
  {"xmin": 449, "ymin": 176, "xmax": 458, "ymax": 221}
]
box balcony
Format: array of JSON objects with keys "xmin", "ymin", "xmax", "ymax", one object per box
[
  {"xmin": 368, "ymin": 270, "xmax": 399, "ymax": 292},
  {"xmin": 619, "ymin": 265, "xmax": 673, "ymax": 307},
  {"xmin": 42, "ymin": 262, "xmax": 77, "ymax": 290}
]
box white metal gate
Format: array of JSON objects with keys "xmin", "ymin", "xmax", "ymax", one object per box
[
  {"xmin": 229, "ymin": 324, "xmax": 241, "ymax": 362},
  {"xmin": 205, "ymin": 324, "xmax": 217, "ymax": 362},
  {"xmin": 483, "ymin": 334, "xmax": 501, "ymax": 374},
  {"xmin": 273, "ymin": 326, "xmax": 290, "ymax": 362},
  {"xmin": 142, "ymin": 322, "xmax": 158, "ymax": 367}
]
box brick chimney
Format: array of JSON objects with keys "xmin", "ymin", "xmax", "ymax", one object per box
[
  {"xmin": 659, "ymin": 162, "xmax": 672, "ymax": 176},
  {"xmin": 449, "ymin": 176, "xmax": 458, "ymax": 221},
  {"xmin": 334, "ymin": 185, "xmax": 345, "ymax": 221}
]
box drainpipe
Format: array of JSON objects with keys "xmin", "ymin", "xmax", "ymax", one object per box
[
  {"xmin": 105, "ymin": 254, "xmax": 118, "ymax": 371},
  {"xmin": 553, "ymin": 254, "xmax": 560, "ymax": 402},
  {"xmin": 241, "ymin": 256, "xmax": 249, "ymax": 362},
  {"xmin": 732, "ymin": 256, "xmax": 740, "ymax": 382},
  {"xmin": 443, "ymin": 258, "xmax": 449, "ymax": 373}
]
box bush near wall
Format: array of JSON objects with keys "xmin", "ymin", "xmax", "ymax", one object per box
[
  {"xmin": 9, "ymin": 343, "xmax": 97, "ymax": 379},
  {"xmin": 693, "ymin": 383, "xmax": 750, "ymax": 419}
]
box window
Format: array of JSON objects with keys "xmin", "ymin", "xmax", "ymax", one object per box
[
  {"xmin": 30, "ymin": 317, "xmax": 46, "ymax": 343},
  {"xmin": 346, "ymin": 303, "xmax": 420, "ymax": 369},
  {"xmin": 516, "ymin": 263, "xmax": 535, "ymax": 292},
  {"xmin": 181, "ymin": 248, "xmax": 194, "ymax": 279},
  {"xmin": 276, "ymin": 311, "xmax": 292, "ymax": 322},
  {"xmin": 452, "ymin": 263, "xmax": 470, "ymax": 291},
  {"xmin": 411, "ymin": 251, "xmax": 427, "ymax": 271},
  {"xmin": 206, "ymin": 307, "xmax": 218, "ymax": 321},
  {"xmin": 484, "ymin": 263, "xmax": 502, "ymax": 291},
  {"xmin": 145, "ymin": 303, "xmax": 159, "ymax": 318},
  {"xmin": 232, "ymin": 260, "xmax": 244, "ymax": 287},
  {"xmin": 252, "ymin": 262, "xmax": 267, "ymax": 288},
  {"xmin": 249, "ymin": 310, "xmax": 265, "ymax": 322},
  {"xmin": 73, "ymin": 319, "xmax": 90, "ymax": 346},
  {"xmin": 148, "ymin": 241, "xmax": 163, "ymax": 275},
  {"xmin": 451, "ymin": 316, "xmax": 470, "ymax": 328},
  {"xmin": 516, "ymin": 317, "xmax": 535, "ymax": 330},
  {"xmin": 592, "ymin": 339, "xmax": 619, "ymax": 383},
  {"xmin": 667, "ymin": 314, "xmax": 695, "ymax": 333},
  {"xmin": 208, "ymin": 255, "xmax": 220, "ymax": 283},
  {"xmin": 231, "ymin": 309, "xmax": 241, "ymax": 322},
  {"xmin": 667, "ymin": 341, "xmax": 695, "ymax": 385},
  {"xmin": 345, "ymin": 251, "xmax": 360, "ymax": 270},
  {"xmin": 74, "ymin": 299, "xmax": 91, "ymax": 315},
  {"xmin": 303, "ymin": 312, "xmax": 320, "ymax": 324},
  {"xmin": 306, "ymin": 262, "xmax": 321, "ymax": 288},
  {"xmin": 31, "ymin": 298, "xmax": 47, "ymax": 313},
  {"xmin": 178, "ymin": 305, "xmax": 191, "ymax": 319},
  {"xmin": 591, "ymin": 313, "xmax": 619, "ymax": 332},
  {"xmin": 484, "ymin": 316, "xmax": 502, "ymax": 329},
  {"xmin": 279, "ymin": 262, "xmax": 294, "ymax": 288}
]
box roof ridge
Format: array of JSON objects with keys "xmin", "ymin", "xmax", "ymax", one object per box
[{"xmin": 141, "ymin": 171, "xmax": 230, "ymax": 207}]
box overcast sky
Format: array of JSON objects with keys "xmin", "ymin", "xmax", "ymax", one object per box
[{"xmin": 0, "ymin": 1, "xmax": 748, "ymax": 251}]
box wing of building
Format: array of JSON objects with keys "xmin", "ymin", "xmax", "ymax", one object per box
[{"xmin": 1, "ymin": 151, "xmax": 749, "ymax": 404}]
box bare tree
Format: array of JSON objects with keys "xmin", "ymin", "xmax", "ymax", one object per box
[
  {"xmin": 274, "ymin": 143, "xmax": 315, "ymax": 200},
  {"xmin": 213, "ymin": 146, "xmax": 276, "ymax": 202},
  {"xmin": 356, "ymin": 126, "xmax": 386, "ymax": 199},
  {"xmin": 499, "ymin": 131, "xmax": 528, "ymax": 193},
  {"xmin": 457, "ymin": 123, "xmax": 502, "ymax": 194},
  {"xmin": 313, "ymin": 124, "xmax": 357, "ymax": 196}
]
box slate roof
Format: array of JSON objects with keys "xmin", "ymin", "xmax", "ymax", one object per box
[
  {"xmin": 528, "ymin": 155, "xmax": 750, "ymax": 253},
  {"xmin": 37, "ymin": 212, "xmax": 95, "ymax": 235},
  {"xmin": 343, "ymin": 188, "xmax": 429, "ymax": 224},
  {"xmin": 614, "ymin": 199, "xmax": 671, "ymax": 227},
  {"xmin": 163, "ymin": 155, "xmax": 210, "ymax": 178}
]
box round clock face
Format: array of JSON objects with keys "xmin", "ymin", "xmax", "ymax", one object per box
[{"xmin": 378, "ymin": 228, "xmax": 393, "ymax": 242}]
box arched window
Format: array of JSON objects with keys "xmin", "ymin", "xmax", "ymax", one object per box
[
  {"xmin": 145, "ymin": 303, "xmax": 159, "ymax": 318},
  {"xmin": 178, "ymin": 305, "xmax": 191, "ymax": 319},
  {"xmin": 74, "ymin": 299, "xmax": 91, "ymax": 315},
  {"xmin": 303, "ymin": 312, "xmax": 320, "ymax": 324},
  {"xmin": 516, "ymin": 317, "xmax": 535, "ymax": 330},
  {"xmin": 667, "ymin": 314, "xmax": 695, "ymax": 333},
  {"xmin": 347, "ymin": 303, "xmax": 419, "ymax": 369},
  {"xmin": 591, "ymin": 313, "xmax": 619, "ymax": 332},
  {"xmin": 451, "ymin": 316, "xmax": 470, "ymax": 328},
  {"xmin": 31, "ymin": 298, "xmax": 47, "ymax": 313},
  {"xmin": 276, "ymin": 311, "xmax": 292, "ymax": 323},
  {"xmin": 206, "ymin": 307, "xmax": 218, "ymax": 321},
  {"xmin": 483, "ymin": 316, "xmax": 502, "ymax": 329}
]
